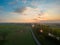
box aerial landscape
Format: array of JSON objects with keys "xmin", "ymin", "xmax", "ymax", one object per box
[{"xmin": 0, "ymin": 0, "xmax": 60, "ymax": 45}]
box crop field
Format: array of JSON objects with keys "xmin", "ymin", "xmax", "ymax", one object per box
[
  {"xmin": 0, "ymin": 23, "xmax": 60, "ymax": 45},
  {"xmin": 0, "ymin": 23, "xmax": 36, "ymax": 45}
]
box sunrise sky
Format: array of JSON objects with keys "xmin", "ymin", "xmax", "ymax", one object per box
[{"xmin": 0, "ymin": 0, "xmax": 60, "ymax": 23}]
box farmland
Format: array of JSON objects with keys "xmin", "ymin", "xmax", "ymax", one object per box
[
  {"xmin": 0, "ymin": 23, "xmax": 36, "ymax": 45},
  {"xmin": 0, "ymin": 23, "xmax": 60, "ymax": 45}
]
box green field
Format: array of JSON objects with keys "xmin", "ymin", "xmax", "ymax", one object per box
[
  {"xmin": 0, "ymin": 23, "xmax": 36, "ymax": 45},
  {"xmin": 0, "ymin": 23, "xmax": 60, "ymax": 45}
]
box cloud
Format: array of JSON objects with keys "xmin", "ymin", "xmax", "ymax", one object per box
[
  {"xmin": 0, "ymin": 18, "xmax": 7, "ymax": 22},
  {"xmin": 43, "ymin": 7, "xmax": 60, "ymax": 20},
  {"xmin": 22, "ymin": 0, "xmax": 27, "ymax": 3},
  {"xmin": 31, "ymin": 0, "xmax": 47, "ymax": 7},
  {"xmin": 14, "ymin": 7, "xmax": 41, "ymax": 15},
  {"xmin": 0, "ymin": 18, "xmax": 37, "ymax": 23},
  {"xmin": 15, "ymin": 0, "xmax": 27, "ymax": 3},
  {"xmin": 32, "ymin": 18, "xmax": 38, "ymax": 20},
  {"xmin": 0, "ymin": 19, "xmax": 2, "ymax": 21},
  {"xmin": 31, "ymin": 1, "xmax": 39, "ymax": 7},
  {"xmin": 11, "ymin": 6, "xmax": 44, "ymax": 22},
  {"xmin": 14, "ymin": 6, "xmax": 26, "ymax": 14}
]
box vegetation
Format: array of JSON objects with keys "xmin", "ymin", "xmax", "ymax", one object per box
[
  {"xmin": 0, "ymin": 23, "xmax": 36, "ymax": 45},
  {"xmin": 0, "ymin": 23, "xmax": 60, "ymax": 45},
  {"xmin": 32, "ymin": 24, "xmax": 60, "ymax": 45}
]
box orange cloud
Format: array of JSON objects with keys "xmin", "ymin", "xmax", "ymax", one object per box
[
  {"xmin": 21, "ymin": 7, "xmax": 41, "ymax": 16},
  {"xmin": 43, "ymin": 9, "xmax": 60, "ymax": 20},
  {"xmin": 3, "ymin": 19, "xmax": 37, "ymax": 23}
]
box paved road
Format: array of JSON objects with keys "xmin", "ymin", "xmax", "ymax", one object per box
[{"xmin": 30, "ymin": 28, "xmax": 41, "ymax": 45}]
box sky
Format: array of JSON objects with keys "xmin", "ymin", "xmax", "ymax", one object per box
[{"xmin": 0, "ymin": 0, "xmax": 60, "ymax": 23}]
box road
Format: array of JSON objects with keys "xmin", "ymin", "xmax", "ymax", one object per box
[{"xmin": 30, "ymin": 28, "xmax": 41, "ymax": 45}]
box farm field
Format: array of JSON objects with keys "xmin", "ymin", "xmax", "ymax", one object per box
[
  {"xmin": 0, "ymin": 23, "xmax": 60, "ymax": 45},
  {"xmin": 0, "ymin": 23, "xmax": 36, "ymax": 45}
]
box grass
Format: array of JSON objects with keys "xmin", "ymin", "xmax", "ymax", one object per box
[{"xmin": 0, "ymin": 23, "xmax": 36, "ymax": 45}]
